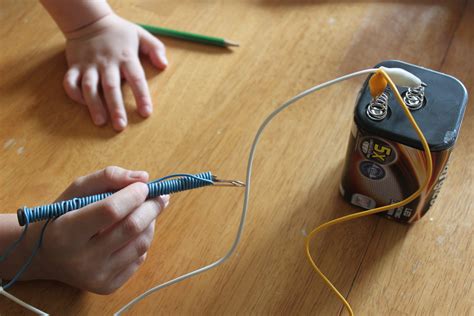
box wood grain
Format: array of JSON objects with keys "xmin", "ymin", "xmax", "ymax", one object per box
[{"xmin": 0, "ymin": 0, "xmax": 471, "ymax": 315}]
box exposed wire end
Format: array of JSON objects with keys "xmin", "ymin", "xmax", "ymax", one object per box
[{"xmin": 212, "ymin": 176, "xmax": 246, "ymax": 187}]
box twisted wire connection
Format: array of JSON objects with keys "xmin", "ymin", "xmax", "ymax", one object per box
[{"xmin": 18, "ymin": 172, "xmax": 214, "ymax": 226}]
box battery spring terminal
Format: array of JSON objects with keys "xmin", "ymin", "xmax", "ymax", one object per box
[
  {"xmin": 367, "ymin": 71, "xmax": 389, "ymax": 121},
  {"xmin": 367, "ymin": 91, "xmax": 389, "ymax": 121},
  {"xmin": 404, "ymin": 82, "xmax": 427, "ymax": 110}
]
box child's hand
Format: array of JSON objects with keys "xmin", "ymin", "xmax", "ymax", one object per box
[
  {"xmin": 63, "ymin": 14, "xmax": 168, "ymax": 131},
  {"xmin": 30, "ymin": 166, "xmax": 169, "ymax": 294}
]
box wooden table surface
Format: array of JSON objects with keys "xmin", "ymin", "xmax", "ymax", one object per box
[{"xmin": 1, "ymin": 1, "xmax": 472, "ymax": 315}]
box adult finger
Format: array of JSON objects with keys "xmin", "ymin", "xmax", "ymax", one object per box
[
  {"xmin": 61, "ymin": 181, "xmax": 149, "ymax": 237},
  {"xmin": 107, "ymin": 221, "xmax": 155, "ymax": 274},
  {"xmin": 57, "ymin": 166, "xmax": 149, "ymax": 201},
  {"xmin": 93, "ymin": 197, "xmax": 166, "ymax": 252}
]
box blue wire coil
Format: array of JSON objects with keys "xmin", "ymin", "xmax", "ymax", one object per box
[{"xmin": 17, "ymin": 172, "xmax": 213, "ymax": 226}]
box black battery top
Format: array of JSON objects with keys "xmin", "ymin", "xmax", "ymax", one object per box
[{"xmin": 354, "ymin": 60, "xmax": 468, "ymax": 151}]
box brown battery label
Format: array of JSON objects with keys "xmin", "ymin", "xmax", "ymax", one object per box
[{"xmin": 340, "ymin": 124, "xmax": 451, "ymax": 223}]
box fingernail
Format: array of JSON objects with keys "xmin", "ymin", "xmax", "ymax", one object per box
[
  {"xmin": 141, "ymin": 99, "xmax": 152, "ymax": 116},
  {"xmin": 117, "ymin": 118, "xmax": 127, "ymax": 130},
  {"xmin": 161, "ymin": 195, "xmax": 170, "ymax": 208},
  {"xmin": 160, "ymin": 53, "xmax": 168, "ymax": 66},
  {"xmin": 145, "ymin": 104, "xmax": 152, "ymax": 116},
  {"xmin": 94, "ymin": 113, "xmax": 106, "ymax": 125},
  {"xmin": 129, "ymin": 171, "xmax": 147, "ymax": 179}
]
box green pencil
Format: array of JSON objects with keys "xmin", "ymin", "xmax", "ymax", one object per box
[{"xmin": 138, "ymin": 23, "xmax": 239, "ymax": 48}]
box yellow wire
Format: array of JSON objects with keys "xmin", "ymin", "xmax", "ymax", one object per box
[{"xmin": 304, "ymin": 69, "xmax": 433, "ymax": 316}]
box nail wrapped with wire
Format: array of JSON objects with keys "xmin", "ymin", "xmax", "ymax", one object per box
[{"xmin": 17, "ymin": 172, "xmax": 245, "ymax": 226}]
